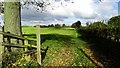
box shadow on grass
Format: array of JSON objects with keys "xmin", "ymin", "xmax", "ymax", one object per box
[
  {"xmin": 23, "ymin": 34, "xmax": 74, "ymax": 62},
  {"xmin": 78, "ymin": 35, "xmax": 120, "ymax": 68},
  {"xmin": 23, "ymin": 33, "xmax": 74, "ymax": 45}
]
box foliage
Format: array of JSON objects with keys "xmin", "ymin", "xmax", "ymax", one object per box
[
  {"xmin": 62, "ymin": 24, "xmax": 66, "ymax": 27},
  {"xmin": 78, "ymin": 21, "xmax": 120, "ymax": 44},
  {"xmin": 40, "ymin": 25, "xmax": 48, "ymax": 28},
  {"xmin": 2, "ymin": 51, "xmax": 39, "ymax": 68},
  {"xmin": 77, "ymin": 16, "xmax": 120, "ymax": 67},
  {"xmin": 2, "ymin": 52, "xmax": 22, "ymax": 68},
  {"xmin": 54, "ymin": 24, "xmax": 61, "ymax": 28},
  {"xmin": 16, "ymin": 57, "xmax": 39, "ymax": 68},
  {"xmin": 48, "ymin": 24, "xmax": 54, "ymax": 27},
  {"xmin": 88, "ymin": 21, "xmax": 107, "ymax": 28},
  {"xmin": 21, "ymin": 0, "xmax": 74, "ymax": 11},
  {"xmin": 108, "ymin": 15, "xmax": 120, "ymax": 28},
  {"xmin": 71, "ymin": 21, "xmax": 81, "ymax": 29}
]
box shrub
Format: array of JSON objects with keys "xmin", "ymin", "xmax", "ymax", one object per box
[{"xmin": 55, "ymin": 24, "xmax": 61, "ymax": 28}]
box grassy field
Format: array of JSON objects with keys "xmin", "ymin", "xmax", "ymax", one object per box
[
  {"xmin": 22, "ymin": 26, "xmax": 77, "ymax": 37},
  {"xmin": 22, "ymin": 26, "xmax": 95, "ymax": 66}
]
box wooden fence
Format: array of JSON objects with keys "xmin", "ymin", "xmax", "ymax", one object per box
[{"xmin": 0, "ymin": 25, "xmax": 43, "ymax": 67}]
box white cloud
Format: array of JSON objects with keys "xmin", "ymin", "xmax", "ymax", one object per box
[
  {"xmin": 101, "ymin": 0, "xmax": 120, "ymax": 2},
  {"xmin": 21, "ymin": 0, "xmax": 98, "ymax": 26},
  {"xmin": 49, "ymin": 0, "xmax": 96, "ymax": 18},
  {"xmin": 94, "ymin": 2, "xmax": 118, "ymax": 21}
]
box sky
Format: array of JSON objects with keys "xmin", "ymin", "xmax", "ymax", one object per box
[{"xmin": 0, "ymin": 0, "xmax": 120, "ymax": 26}]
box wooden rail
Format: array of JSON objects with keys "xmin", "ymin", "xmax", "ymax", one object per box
[
  {"xmin": 0, "ymin": 31, "xmax": 27, "ymax": 40},
  {"xmin": 0, "ymin": 25, "xmax": 42, "ymax": 66},
  {"xmin": 2, "ymin": 42, "xmax": 26, "ymax": 48}
]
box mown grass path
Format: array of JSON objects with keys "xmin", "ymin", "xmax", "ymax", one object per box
[
  {"xmin": 22, "ymin": 26, "xmax": 101, "ymax": 67},
  {"xmin": 43, "ymin": 47, "xmax": 95, "ymax": 66}
]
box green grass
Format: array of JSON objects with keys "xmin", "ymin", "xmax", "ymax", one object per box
[
  {"xmin": 22, "ymin": 26, "xmax": 86, "ymax": 47},
  {"xmin": 22, "ymin": 26, "xmax": 77, "ymax": 37},
  {"xmin": 43, "ymin": 47, "xmax": 95, "ymax": 66},
  {"xmin": 22, "ymin": 26, "xmax": 95, "ymax": 67},
  {"xmin": 22, "ymin": 26, "xmax": 37, "ymax": 34}
]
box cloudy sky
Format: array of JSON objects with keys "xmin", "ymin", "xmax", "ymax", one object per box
[{"xmin": 0, "ymin": 0, "xmax": 120, "ymax": 26}]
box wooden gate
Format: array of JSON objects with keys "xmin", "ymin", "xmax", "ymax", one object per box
[{"xmin": 0, "ymin": 25, "xmax": 44, "ymax": 67}]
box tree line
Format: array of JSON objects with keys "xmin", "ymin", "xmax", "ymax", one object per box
[
  {"xmin": 34, "ymin": 24, "xmax": 67, "ymax": 28},
  {"xmin": 33, "ymin": 21, "xmax": 82, "ymax": 29}
]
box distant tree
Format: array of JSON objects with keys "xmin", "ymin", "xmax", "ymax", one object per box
[
  {"xmin": 71, "ymin": 23, "xmax": 76, "ymax": 28},
  {"xmin": 108, "ymin": 15, "xmax": 120, "ymax": 28},
  {"xmin": 40, "ymin": 25, "xmax": 48, "ymax": 28},
  {"xmin": 48, "ymin": 24, "xmax": 51, "ymax": 27},
  {"xmin": 55, "ymin": 24, "xmax": 61, "ymax": 28},
  {"xmin": 48, "ymin": 24, "xmax": 54, "ymax": 27},
  {"xmin": 50, "ymin": 24, "xmax": 54, "ymax": 27},
  {"xmin": 62, "ymin": 24, "xmax": 66, "ymax": 27},
  {"xmin": 71, "ymin": 21, "xmax": 81, "ymax": 29}
]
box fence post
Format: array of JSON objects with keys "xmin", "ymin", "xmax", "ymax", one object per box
[
  {"xmin": 0, "ymin": 26, "xmax": 3, "ymax": 45},
  {"xmin": 24, "ymin": 36, "xmax": 28, "ymax": 51},
  {"xmin": 0, "ymin": 26, "xmax": 4, "ymax": 68},
  {"xmin": 36, "ymin": 25, "xmax": 41, "ymax": 65}
]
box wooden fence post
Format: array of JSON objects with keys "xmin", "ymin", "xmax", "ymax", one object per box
[
  {"xmin": 0, "ymin": 26, "xmax": 3, "ymax": 45},
  {"xmin": 36, "ymin": 25, "xmax": 41, "ymax": 65},
  {"xmin": 24, "ymin": 36, "xmax": 28, "ymax": 51},
  {"xmin": 0, "ymin": 26, "xmax": 4, "ymax": 68}
]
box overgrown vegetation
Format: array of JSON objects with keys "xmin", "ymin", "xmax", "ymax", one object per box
[
  {"xmin": 77, "ymin": 15, "xmax": 120, "ymax": 67},
  {"xmin": 71, "ymin": 21, "xmax": 81, "ymax": 29}
]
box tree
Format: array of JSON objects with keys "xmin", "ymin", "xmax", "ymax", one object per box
[
  {"xmin": 4, "ymin": 1, "xmax": 22, "ymax": 44},
  {"xmin": 71, "ymin": 21, "xmax": 81, "ymax": 29},
  {"xmin": 50, "ymin": 24, "xmax": 54, "ymax": 27},
  {"xmin": 88, "ymin": 21, "xmax": 107, "ymax": 28},
  {"xmin": 55, "ymin": 24, "xmax": 61, "ymax": 28},
  {"xmin": 62, "ymin": 24, "xmax": 66, "ymax": 27},
  {"xmin": 48, "ymin": 24, "xmax": 54, "ymax": 27},
  {"xmin": 4, "ymin": 1, "xmax": 21, "ymax": 34},
  {"xmin": 108, "ymin": 15, "xmax": 120, "ymax": 28}
]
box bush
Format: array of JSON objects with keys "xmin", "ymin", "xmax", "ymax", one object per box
[
  {"xmin": 71, "ymin": 21, "xmax": 81, "ymax": 29},
  {"xmin": 55, "ymin": 24, "xmax": 61, "ymax": 28},
  {"xmin": 62, "ymin": 24, "xmax": 66, "ymax": 27}
]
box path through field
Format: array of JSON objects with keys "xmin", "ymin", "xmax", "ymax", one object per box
[
  {"xmin": 43, "ymin": 47, "xmax": 95, "ymax": 66},
  {"xmin": 22, "ymin": 26, "xmax": 101, "ymax": 67}
]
